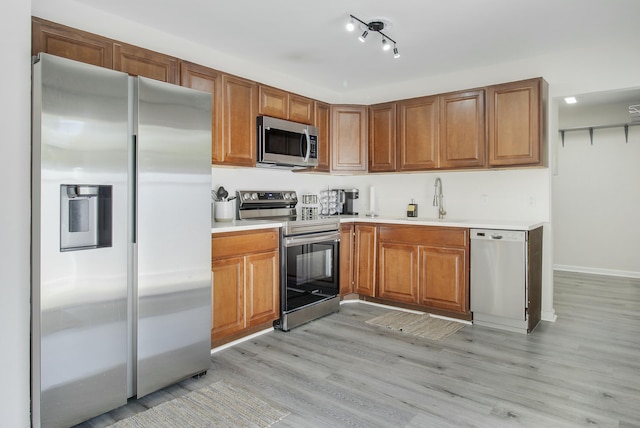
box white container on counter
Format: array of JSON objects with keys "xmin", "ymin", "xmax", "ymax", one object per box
[{"xmin": 214, "ymin": 200, "xmax": 235, "ymax": 222}]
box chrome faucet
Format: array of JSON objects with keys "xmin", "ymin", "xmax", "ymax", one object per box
[{"xmin": 432, "ymin": 177, "xmax": 446, "ymax": 219}]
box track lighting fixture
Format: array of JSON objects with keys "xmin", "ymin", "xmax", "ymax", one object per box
[{"xmin": 347, "ymin": 14, "xmax": 400, "ymax": 58}]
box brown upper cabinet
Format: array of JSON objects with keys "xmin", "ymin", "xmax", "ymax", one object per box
[
  {"xmin": 32, "ymin": 18, "xmax": 547, "ymax": 173},
  {"xmin": 439, "ymin": 89, "xmax": 485, "ymax": 168},
  {"xmin": 488, "ymin": 78, "xmax": 547, "ymax": 167},
  {"xmin": 33, "ymin": 18, "xmax": 179, "ymax": 84},
  {"xmin": 314, "ymin": 101, "xmax": 331, "ymax": 172},
  {"xmin": 289, "ymin": 94, "xmax": 315, "ymax": 124},
  {"xmin": 32, "ymin": 17, "xmax": 113, "ymax": 68},
  {"xmin": 397, "ymin": 95, "xmax": 439, "ymax": 171},
  {"xmin": 259, "ymin": 85, "xmax": 289, "ymax": 119},
  {"xmin": 222, "ymin": 74, "xmax": 259, "ymax": 167},
  {"xmin": 331, "ymin": 105, "xmax": 368, "ymax": 173},
  {"xmin": 113, "ymin": 43, "xmax": 179, "ymax": 84},
  {"xmin": 258, "ymin": 85, "xmax": 314, "ymax": 125},
  {"xmin": 368, "ymin": 102, "xmax": 397, "ymax": 172},
  {"xmin": 180, "ymin": 62, "xmax": 222, "ymax": 163},
  {"xmin": 376, "ymin": 90, "xmax": 485, "ymax": 173}
]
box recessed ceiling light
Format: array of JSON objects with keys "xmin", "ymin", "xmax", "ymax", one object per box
[{"xmin": 565, "ymin": 97, "xmax": 577, "ymax": 104}]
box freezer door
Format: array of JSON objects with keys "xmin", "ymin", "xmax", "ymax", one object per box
[
  {"xmin": 32, "ymin": 54, "xmax": 129, "ymax": 428},
  {"xmin": 134, "ymin": 77, "xmax": 212, "ymax": 397}
]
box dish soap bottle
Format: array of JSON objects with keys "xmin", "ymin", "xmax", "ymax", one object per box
[{"xmin": 407, "ymin": 199, "xmax": 418, "ymax": 217}]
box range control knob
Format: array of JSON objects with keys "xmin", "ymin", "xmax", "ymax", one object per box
[
  {"xmin": 242, "ymin": 192, "xmax": 251, "ymax": 200},
  {"xmin": 251, "ymin": 192, "xmax": 258, "ymax": 200},
  {"xmin": 283, "ymin": 193, "xmax": 291, "ymax": 200}
]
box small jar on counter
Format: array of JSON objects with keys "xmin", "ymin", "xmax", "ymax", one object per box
[{"xmin": 407, "ymin": 199, "xmax": 418, "ymax": 217}]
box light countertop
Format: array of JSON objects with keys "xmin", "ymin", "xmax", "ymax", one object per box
[
  {"xmin": 211, "ymin": 219, "xmax": 283, "ymax": 234},
  {"xmin": 212, "ymin": 216, "xmax": 544, "ymax": 234},
  {"xmin": 338, "ymin": 216, "xmax": 545, "ymax": 231}
]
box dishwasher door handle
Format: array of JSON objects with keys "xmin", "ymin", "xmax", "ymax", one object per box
[{"xmin": 491, "ymin": 234, "xmax": 503, "ymax": 240}]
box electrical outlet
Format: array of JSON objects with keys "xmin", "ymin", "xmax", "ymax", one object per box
[
  {"xmin": 481, "ymin": 194, "xmax": 488, "ymax": 206},
  {"xmin": 528, "ymin": 194, "xmax": 536, "ymax": 207}
]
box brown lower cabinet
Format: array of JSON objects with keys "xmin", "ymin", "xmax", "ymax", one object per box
[
  {"xmin": 347, "ymin": 223, "xmax": 470, "ymax": 320},
  {"xmin": 353, "ymin": 224, "xmax": 377, "ymax": 296},
  {"xmin": 339, "ymin": 224, "xmax": 355, "ymax": 295},
  {"xmin": 211, "ymin": 229, "xmax": 279, "ymax": 347}
]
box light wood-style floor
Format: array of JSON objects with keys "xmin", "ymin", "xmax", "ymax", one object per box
[{"xmin": 78, "ymin": 271, "xmax": 640, "ymax": 428}]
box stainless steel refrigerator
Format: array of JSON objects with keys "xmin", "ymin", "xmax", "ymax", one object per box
[{"xmin": 31, "ymin": 53, "xmax": 212, "ymax": 428}]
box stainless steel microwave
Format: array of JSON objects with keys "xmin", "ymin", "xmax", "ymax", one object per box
[{"xmin": 257, "ymin": 116, "xmax": 319, "ymax": 169}]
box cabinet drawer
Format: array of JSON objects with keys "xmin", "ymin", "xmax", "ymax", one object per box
[
  {"xmin": 378, "ymin": 225, "xmax": 468, "ymax": 247},
  {"xmin": 212, "ymin": 228, "xmax": 279, "ymax": 259}
]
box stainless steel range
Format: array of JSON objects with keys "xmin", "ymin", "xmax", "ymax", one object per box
[{"xmin": 237, "ymin": 190, "xmax": 340, "ymax": 331}]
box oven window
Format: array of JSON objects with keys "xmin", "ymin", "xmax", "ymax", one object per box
[
  {"xmin": 286, "ymin": 241, "xmax": 338, "ymax": 294},
  {"xmin": 295, "ymin": 247, "xmax": 331, "ymax": 285}
]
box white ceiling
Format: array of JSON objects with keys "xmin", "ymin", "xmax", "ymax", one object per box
[{"xmin": 70, "ymin": 0, "xmax": 639, "ymax": 98}]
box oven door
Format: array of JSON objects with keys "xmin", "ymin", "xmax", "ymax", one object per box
[{"xmin": 282, "ymin": 230, "xmax": 339, "ymax": 313}]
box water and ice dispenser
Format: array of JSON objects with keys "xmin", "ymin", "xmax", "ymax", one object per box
[{"xmin": 60, "ymin": 184, "xmax": 113, "ymax": 251}]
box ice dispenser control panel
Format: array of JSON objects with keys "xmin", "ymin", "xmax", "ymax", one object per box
[{"xmin": 60, "ymin": 184, "xmax": 113, "ymax": 251}]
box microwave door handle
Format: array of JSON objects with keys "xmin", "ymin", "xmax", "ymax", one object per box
[{"xmin": 303, "ymin": 128, "xmax": 311, "ymax": 163}]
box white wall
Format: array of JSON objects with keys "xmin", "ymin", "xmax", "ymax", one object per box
[
  {"xmin": 213, "ymin": 167, "xmax": 549, "ymax": 222},
  {"xmin": 1, "ymin": 1, "xmax": 32, "ymax": 426},
  {"xmin": 553, "ymin": 102, "xmax": 640, "ymax": 277}
]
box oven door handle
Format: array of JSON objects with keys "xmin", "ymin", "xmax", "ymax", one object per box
[{"xmin": 284, "ymin": 231, "xmax": 340, "ymax": 247}]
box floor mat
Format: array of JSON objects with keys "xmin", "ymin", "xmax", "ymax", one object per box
[
  {"xmin": 110, "ymin": 380, "xmax": 290, "ymax": 427},
  {"xmin": 366, "ymin": 311, "xmax": 465, "ymax": 340}
]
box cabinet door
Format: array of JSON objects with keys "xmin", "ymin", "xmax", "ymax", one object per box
[
  {"xmin": 246, "ymin": 250, "xmax": 279, "ymax": 327},
  {"xmin": 369, "ymin": 102, "xmax": 397, "ymax": 172},
  {"xmin": 113, "ymin": 43, "xmax": 179, "ymax": 84},
  {"xmin": 339, "ymin": 224, "xmax": 354, "ymax": 295},
  {"xmin": 289, "ymin": 95, "xmax": 314, "ymax": 124},
  {"xmin": 331, "ymin": 105, "xmax": 368, "ymax": 172},
  {"xmin": 259, "ymin": 85, "xmax": 288, "ymax": 119},
  {"xmin": 354, "ymin": 225, "xmax": 377, "ymax": 296},
  {"xmin": 221, "ymin": 74, "xmax": 258, "ymax": 166},
  {"xmin": 211, "ymin": 257, "xmax": 245, "ymax": 340},
  {"xmin": 398, "ymin": 96, "xmax": 439, "ymax": 170},
  {"xmin": 314, "ymin": 101, "xmax": 331, "ymax": 172},
  {"xmin": 180, "ymin": 62, "xmax": 222, "ymax": 163},
  {"xmin": 488, "ymin": 78, "xmax": 542, "ymax": 166},
  {"xmin": 439, "ymin": 90, "xmax": 486, "ymax": 168},
  {"xmin": 418, "ymin": 246, "xmax": 467, "ymax": 313},
  {"xmin": 378, "ymin": 242, "xmax": 419, "ymax": 303},
  {"xmin": 32, "ymin": 18, "xmax": 114, "ymax": 68}
]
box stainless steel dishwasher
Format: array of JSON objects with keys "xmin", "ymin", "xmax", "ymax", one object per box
[{"xmin": 470, "ymin": 228, "xmax": 529, "ymax": 333}]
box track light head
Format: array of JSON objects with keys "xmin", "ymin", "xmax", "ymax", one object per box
[
  {"xmin": 393, "ymin": 46, "xmax": 400, "ymax": 59},
  {"xmin": 346, "ymin": 18, "xmax": 355, "ymax": 32},
  {"xmin": 382, "ymin": 38, "xmax": 390, "ymax": 51},
  {"xmin": 358, "ymin": 31, "xmax": 368, "ymax": 43}
]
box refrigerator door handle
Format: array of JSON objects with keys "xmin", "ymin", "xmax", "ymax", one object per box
[{"xmin": 131, "ymin": 134, "xmax": 137, "ymax": 244}]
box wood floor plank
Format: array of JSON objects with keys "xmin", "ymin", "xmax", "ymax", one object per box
[{"xmin": 76, "ymin": 271, "xmax": 640, "ymax": 427}]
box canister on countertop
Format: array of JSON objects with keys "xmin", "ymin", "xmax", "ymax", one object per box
[{"xmin": 407, "ymin": 199, "xmax": 418, "ymax": 217}]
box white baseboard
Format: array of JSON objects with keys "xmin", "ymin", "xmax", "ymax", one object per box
[
  {"xmin": 554, "ymin": 265, "xmax": 640, "ymax": 279},
  {"xmin": 541, "ymin": 309, "xmax": 557, "ymax": 323}
]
